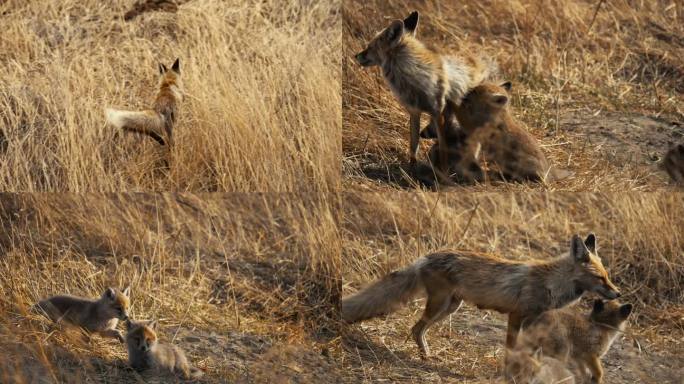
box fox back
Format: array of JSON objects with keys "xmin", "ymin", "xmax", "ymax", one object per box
[{"xmin": 36, "ymin": 287, "xmax": 130, "ymax": 332}]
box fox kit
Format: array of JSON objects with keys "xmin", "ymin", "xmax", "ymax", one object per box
[
  {"xmin": 504, "ymin": 348, "xmax": 575, "ymax": 384},
  {"xmin": 659, "ymin": 143, "xmax": 684, "ymax": 184},
  {"xmin": 106, "ymin": 58, "xmax": 182, "ymax": 147},
  {"xmin": 355, "ymin": 11, "xmax": 495, "ymax": 170},
  {"xmin": 514, "ymin": 299, "xmax": 633, "ymax": 383},
  {"xmin": 342, "ymin": 234, "xmax": 621, "ymax": 356},
  {"xmin": 428, "ymin": 82, "xmax": 564, "ymax": 183},
  {"xmin": 35, "ymin": 287, "xmax": 131, "ymax": 342}
]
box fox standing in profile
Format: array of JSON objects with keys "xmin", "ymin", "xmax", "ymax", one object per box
[
  {"xmin": 342, "ymin": 234, "xmax": 621, "ymax": 356},
  {"xmin": 355, "ymin": 11, "xmax": 496, "ymax": 171},
  {"xmin": 125, "ymin": 319, "xmax": 203, "ymax": 379},
  {"xmin": 106, "ymin": 58, "xmax": 182, "ymax": 147},
  {"xmin": 509, "ymin": 299, "xmax": 633, "ymax": 383},
  {"xmin": 34, "ymin": 287, "xmax": 131, "ymax": 342}
]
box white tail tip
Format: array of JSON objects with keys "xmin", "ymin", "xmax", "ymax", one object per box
[{"xmin": 105, "ymin": 108, "xmax": 126, "ymax": 129}]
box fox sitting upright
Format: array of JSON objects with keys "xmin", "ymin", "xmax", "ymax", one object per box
[
  {"xmin": 125, "ymin": 319, "xmax": 204, "ymax": 379},
  {"xmin": 342, "ymin": 234, "xmax": 621, "ymax": 356},
  {"xmin": 355, "ymin": 11, "xmax": 496, "ymax": 170},
  {"xmin": 34, "ymin": 286, "xmax": 131, "ymax": 343},
  {"xmin": 106, "ymin": 58, "xmax": 182, "ymax": 147}
]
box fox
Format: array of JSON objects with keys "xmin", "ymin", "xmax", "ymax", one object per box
[
  {"xmin": 659, "ymin": 143, "xmax": 684, "ymax": 184},
  {"xmin": 425, "ymin": 81, "xmax": 570, "ymax": 184},
  {"xmin": 125, "ymin": 319, "xmax": 204, "ymax": 379},
  {"xmin": 106, "ymin": 58, "xmax": 182, "ymax": 147},
  {"xmin": 34, "ymin": 286, "xmax": 131, "ymax": 343},
  {"xmin": 512, "ymin": 299, "xmax": 633, "ymax": 384},
  {"xmin": 355, "ymin": 11, "xmax": 496, "ymax": 171},
  {"xmin": 342, "ymin": 233, "xmax": 621, "ymax": 356},
  {"xmin": 124, "ymin": 0, "xmax": 179, "ymax": 21},
  {"xmin": 504, "ymin": 348, "xmax": 575, "ymax": 384}
]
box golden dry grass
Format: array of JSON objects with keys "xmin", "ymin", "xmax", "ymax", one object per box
[
  {"xmin": 343, "ymin": 0, "xmax": 684, "ymax": 191},
  {"xmin": 0, "ymin": 193, "xmax": 341, "ymax": 382},
  {"xmin": 0, "ymin": 0, "xmax": 340, "ymax": 192},
  {"xmin": 340, "ymin": 192, "xmax": 684, "ymax": 382}
]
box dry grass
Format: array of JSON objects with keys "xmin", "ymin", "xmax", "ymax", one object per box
[
  {"xmin": 343, "ymin": 0, "xmax": 684, "ymax": 191},
  {"xmin": 0, "ymin": 0, "xmax": 340, "ymax": 192},
  {"xmin": 341, "ymin": 192, "xmax": 684, "ymax": 382},
  {"xmin": 0, "ymin": 193, "xmax": 341, "ymax": 382}
]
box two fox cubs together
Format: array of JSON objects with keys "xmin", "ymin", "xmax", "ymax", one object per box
[
  {"xmin": 34, "ymin": 286, "xmax": 202, "ymax": 379},
  {"xmin": 106, "ymin": 58, "xmax": 182, "ymax": 147},
  {"xmin": 342, "ymin": 233, "xmax": 630, "ymax": 383},
  {"xmin": 355, "ymin": 11, "xmax": 572, "ymax": 184}
]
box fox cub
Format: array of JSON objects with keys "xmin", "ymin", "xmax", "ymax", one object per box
[
  {"xmin": 513, "ymin": 299, "xmax": 633, "ymax": 383},
  {"xmin": 343, "ymin": 234, "xmax": 621, "ymax": 356},
  {"xmin": 427, "ymin": 82, "xmax": 567, "ymax": 183},
  {"xmin": 35, "ymin": 287, "xmax": 131, "ymax": 342},
  {"xmin": 355, "ymin": 11, "xmax": 496, "ymax": 169},
  {"xmin": 504, "ymin": 348, "xmax": 575, "ymax": 384},
  {"xmin": 106, "ymin": 58, "xmax": 182, "ymax": 147},
  {"xmin": 126, "ymin": 319, "xmax": 203, "ymax": 379}
]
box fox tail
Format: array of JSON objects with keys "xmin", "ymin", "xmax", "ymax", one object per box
[
  {"xmin": 342, "ymin": 258, "xmax": 425, "ymax": 323},
  {"xmin": 105, "ymin": 108, "xmax": 167, "ymax": 145}
]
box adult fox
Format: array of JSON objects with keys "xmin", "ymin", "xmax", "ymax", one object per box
[{"xmin": 342, "ymin": 234, "xmax": 621, "ymax": 356}]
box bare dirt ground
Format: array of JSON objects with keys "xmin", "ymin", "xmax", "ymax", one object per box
[
  {"xmin": 343, "ymin": 0, "xmax": 684, "ymax": 192},
  {"xmin": 340, "ymin": 192, "xmax": 684, "ymax": 383}
]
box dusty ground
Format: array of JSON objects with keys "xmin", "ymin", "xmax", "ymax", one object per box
[{"xmin": 343, "ymin": 0, "xmax": 684, "ymax": 191}]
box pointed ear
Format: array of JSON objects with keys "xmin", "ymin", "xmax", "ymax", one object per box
[
  {"xmin": 532, "ymin": 347, "xmax": 542, "ymax": 361},
  {"xmin": 620, "ymin": 303, "xmax": 633, "ymax": 318},
  {"xmin": 148, "ymin": 320, "xmax": 158, "ymax": 330},
  {"xmin": 500, "ymin": 81, "xmax": 512, "ymax": 91},
  {"xmin": 403, "ymin": 11, "xmax": 419, "ymax": 35},
  {"xmin": 122, "ymin": 286, "xmax": 131, "ymax": 297},
  {"xmin": 385, "ymin": 20, "xmax": 405, "ymax": 47},
  {"xmin": 104, "ymin": 288, "xmax": 116, "ymax": 300},
  {"xmin": 491, "ymin": 94, "xmax": 508, "ymax": 107},
  {"xmin": 593, "ymin": 299, "xmax": 604, "ymax": 313},
  {"xmin": 171, "ymin": 58, "xmax": 180, "ymax": 74},
  {"xmin": 159, "ymin": 63, "xmax": 167, "ymax": 74},
  {"xmin": 571, "ymin": 234, "xmax": 590, "ymax": 262},
  {"xmin": 584, "ymin": 233, "xmax": 596, "ymax": 253}
]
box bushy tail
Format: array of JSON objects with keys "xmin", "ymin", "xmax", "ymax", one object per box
[
  {"xmin": 342, "ymin": 259, "xmax": 424, "ymax": 323},
  {"xmin": 105, "ymin": 108, "xmax": 167, "ymax": 145}
]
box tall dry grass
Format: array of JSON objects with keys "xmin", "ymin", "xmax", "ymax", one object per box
[
  {"xmin": 0, "ymin": 0, "xmax": 340, "ymax": 192},
  {"xmin": 0, "ymin": 193, "xmax": 340, "ymax": 382},
  {"xmin": 343, "ymin": 0, "xmax": 684, "ymax": 191}
]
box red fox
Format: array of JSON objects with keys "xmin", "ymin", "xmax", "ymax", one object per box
[
  {"xmin": 511, "ymin": 299, "xmax": 633, "ymax": 384},
  {"xmin": 426, "ymin": 82, "xmax": 571, "ymax": 184},
  {"xmin": 34, "ymin": 287, "xmax": 131, "ymax": 343},
  {"xmin": 106, "ymin": 58, "xmax": 182, "ymax": 147},
  {"xmin": 342, "ymin": 234, "xmax": 621, "ymax": 356},
  {"xmin": 355, "ymin": 11, "xmax": 496, "ymax": 170},
  {"xmin": 125, "ymin": 319, "xmax": 204, "ymax": 379},
  {"xmin": 660, "ymin": 143, "xmax": 684, "ymax": 184}
]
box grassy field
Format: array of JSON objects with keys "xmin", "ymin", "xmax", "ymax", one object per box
[
  {"xmin": 0, "ymin": 0, "xmax": 340, "ymax": 192},
  {"xmin": 341, "ymin": 192, "xmax": 684, "ymax": 382},
  {"xmin": 343, "ymin": 0, "xmax": 684, "ymax": 191},
  {"xmin": 0, "ymin": 193, "xmax": 341, "ymax": 383}
]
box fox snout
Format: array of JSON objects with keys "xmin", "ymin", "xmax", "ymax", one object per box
[
  {"xmin": 355, "ymin": 51, "xmax": 372, "ymax": 67},
  {"xmin": 598, "ymin": 280, "xmax": 621, "ymax": 299}
]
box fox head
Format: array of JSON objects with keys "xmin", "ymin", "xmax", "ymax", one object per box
[
  {"xmin": 101, "ymin": 286, "xmax": 130, "ymax": 321},
  {"xmin": 158, "ymin": 58, "xmax": 182, "ymax": 92},
  {"xmin": 456, "ymin": 81, "xmax": 512, "ymax": 119},
  {"xmin": 125, "ymin": 319, "xmax": 159, "ymax": 353},
  {"xmin": 591, "ymin": 299, "xmax": 633, "ymax": 330},
  {"xmin": 569, "ymin": 234, "xmax": 621, "ymax": 300},
  {"xmin": 355, "ymin": 11, "xmax": 419, "ymax": 67}
]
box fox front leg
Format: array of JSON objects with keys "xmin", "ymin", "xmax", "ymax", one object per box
[
  {"xmin": 101, "ymin": 328, "xmax": 125, "ymax": 343},
  {"xmin": 409, "ymin": 113, "xmax": 421, "ymax": 166}
]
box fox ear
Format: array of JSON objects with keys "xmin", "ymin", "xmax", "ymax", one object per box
[
  {"xmin": 571, "ymin": 234, "xmax": 590, "ymax": 262},
  {"xmin": 104, "ymin": 288, "xmax": 116, "ymax": 300},
  {"xmin": 171, "ymin": 58, "xmax": 180, "ymax": 74},
  {"xmin": 385, "ymin": 20, "xmax": 404, "ymax": 47},
  {"xmin": 593, "ymin": 299, "xmax": 604, "ymax": 313},
  {"xmin": 122, "ymin": 286, "xmax": 131, "ymax": 297},
  {"xmin": 584, "ymin": 233, "xmax": 596, "ymax": 253},
  {"xmin": 403, "ymin": 11, "xmax": 419, "ymax": 35},
  {"xmin": 620, "ymin": 303, "xmax": 633, "ymax": 318},
  {"xmin": 501, "ymin": 81, "xmax": 512, "ymax": 91},
  {"xmin": 491, "ymin": 94, "xmax": 508, "ymax": 107},
  {"xmin": 148, "ymin": 320, "xmax": 158, "ymax": 330},
  {"xmin": 159, "ymin": 63, "xmax": 167, "ymax": 74}
]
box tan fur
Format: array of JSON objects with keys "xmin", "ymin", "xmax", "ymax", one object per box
[
  {"xmin": 342, "ymin": 234, "xmax": 621, "ymax": 356},
  {"xmin": 660, "ymin": 143, "xmax": 684, "ymax": 184},
  {"xmin": 125, "ymin": 319, "xmax": 203, "ymax": 379},
  {"xmin": 34, "ymin": 287, "xmax": 131, "ymax": 343},
  {"xmin": 427, "ymin": 82, "xmax": 570, "ymax": 184},
  {"xmin": 504, "ymin": 348, "xmax": 575, "ymax": 384},
  {"xmin": 105, "ymin": 58, "xmax": 182, "ymax": 147},
  {"xmin": 355, "ymin": 11, "xmax": 496, "ymax": 169},
  {"xmin": 514, "ymin": 299, "xmax": 632, "ymax": 383},
  {"xmin": 123, "ymin": 0, "xmax": 180, "ymax": 21}
]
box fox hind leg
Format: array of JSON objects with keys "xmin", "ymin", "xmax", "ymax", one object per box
[{"xmin": 411, "ymin": 292, "xmax": 458, "ymax": 356}]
